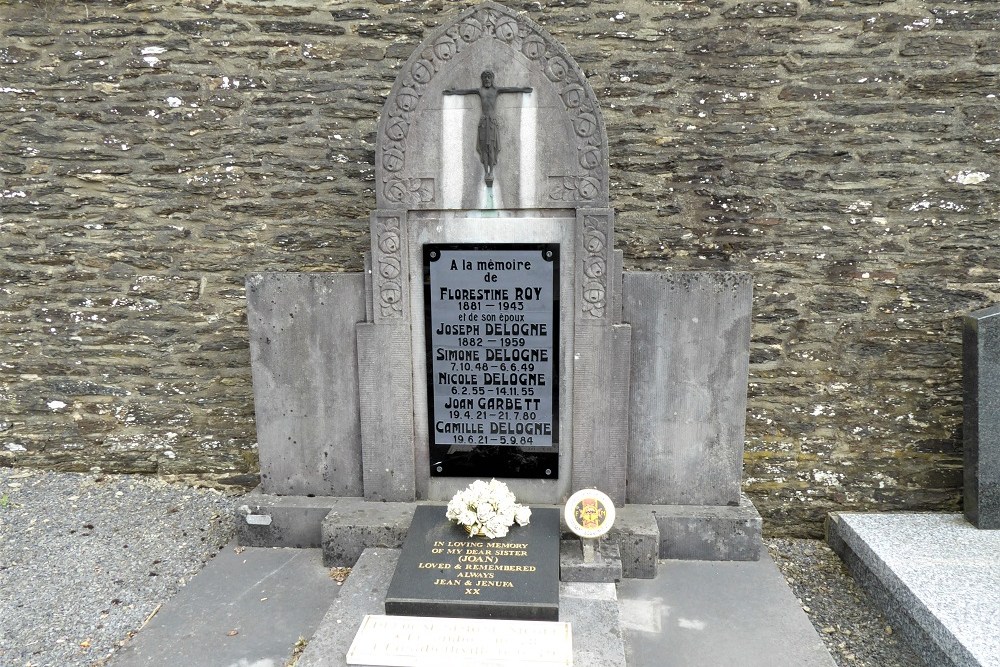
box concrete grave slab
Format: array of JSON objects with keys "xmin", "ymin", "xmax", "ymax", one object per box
[
  {"xmin": 561, "ymin": 582, "xmax": 627, "ymax": 667},
  {"xmin": 298, "ymin": 549, "xmax": 628, "ymax": 667}
]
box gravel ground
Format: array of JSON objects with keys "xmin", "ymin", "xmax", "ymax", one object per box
[
  {"xmin": 0, "ymin": 469, "xmax": 235, "ymax": 667},
  {"xmin": 766, "ymin": 538, "xmax": 925, "ymax": 667},
  {"xmin": 1, "ymin": 469, "xmax": 927, "ymax": 667}
]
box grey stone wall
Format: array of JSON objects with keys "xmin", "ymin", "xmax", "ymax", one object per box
[{"xmin": 2, "ymin": 0, "xmax": 996, "ymax": 535}]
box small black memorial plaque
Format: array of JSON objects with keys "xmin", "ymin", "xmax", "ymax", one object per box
[
  {"xmin": 384, "ymin": 505, "xmax": 560, "ymax": 621},
  {"xmin": 424, "ymin": 243, "xmax": 560, "ymax": 478}
]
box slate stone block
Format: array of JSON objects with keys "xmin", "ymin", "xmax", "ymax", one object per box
[
  {"xmin": 560, "ymin": 582, "xmax": 627, "ymax": 667},
  {"xmin": 235, "ymin": 489, "xmax": 344, "ymax": 549},
  {"xmin": 384, "ymin": 505, "xmax": 561, "ymax": 621},
  {"xmin": 560, "ymin": 539, "xmax": 623, "ymax": 583},
  {"xmin": 645, "ymin": 494, "xmax": 763, "ymax": 562},
  {"xmin": 609, "ymin": 505, "xmax": 660, "ymax": 578},
  {"xmin": 321, "ymin": 498, "xmax": 417, "ymax": 567},
  {"xmin": 963, "ymin": 303, "xmax": 1000, "ymax": 529},
  {"xmin": 623, "ymin": 271, "xmax": 753, "ymax": 506},
  {"xmin": 246, "ymin": 272, "xmax": 366, "ymax": 497}
]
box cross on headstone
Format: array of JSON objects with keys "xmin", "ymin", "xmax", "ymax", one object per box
[{"xmin": 443, "ymin": 70, "xmax": 532, "ymax": 187}]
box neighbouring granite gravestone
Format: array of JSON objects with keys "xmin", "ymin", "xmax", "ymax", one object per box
[
  {"xmin": 239, "ymin": 1, "xmax": 761, "ymax": 578},
  {"xmin": 964, "ymin": 304, "xmax": 1000, "ymax": 529}
]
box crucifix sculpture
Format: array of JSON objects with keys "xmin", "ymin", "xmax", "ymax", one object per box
[{"xmin": 443, "ymin": 70, "xmax": 532, "ymax": 187}]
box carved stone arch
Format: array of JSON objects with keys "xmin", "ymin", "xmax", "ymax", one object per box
[{"xmin": 374, "ymin": 1, "xmax": 609, "ymax": 210}]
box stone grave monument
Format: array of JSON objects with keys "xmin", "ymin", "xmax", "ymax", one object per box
[
  {"xmin": 964, "ymin": 304, "xmax": 1000, "ymax": 529},
  {"xmin": 238, "ymin": 1, "xmax": 762, "ymax": 587}
]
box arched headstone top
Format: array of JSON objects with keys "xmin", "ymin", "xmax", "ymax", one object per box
[{"xmin": 374, "ymin": 1, "xmax": 609, "ymax": 211}]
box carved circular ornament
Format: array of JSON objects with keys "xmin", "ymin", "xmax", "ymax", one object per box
[{"xmin": 564, "ymin": 489, "xmax": 615, "ymax": 539}]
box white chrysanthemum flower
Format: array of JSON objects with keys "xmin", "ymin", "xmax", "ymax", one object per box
[
  {"xmin": 446, "ymin": 497, "xmax": 464, "ymax": 520},
  {"xmin": 485, "ymin": 516, "xmax": 509, "ymax": 538},
  {"xmin": 514, "ymin": 505, "xmax": 531, "ymax": 526},
  {"xmin": 445, "ymin": 479, "xmax": 531, "ymax": 537},
  {"xmin": 476, "ymin": 503, "xmax": 497, "ymax": 523}
]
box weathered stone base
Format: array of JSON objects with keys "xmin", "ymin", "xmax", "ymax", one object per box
[
  {"xmin": 322, "ymin": 499, "xmax": 417, "ymax": 567},
  {"xmin": 610, "ymin": 504, "xmax": 661, "ymax": 579},
  {"xmin": 648, "ymin": 494, "xmax": 763, "ymax": 562},
  {"xmin": 235, "ymin": 491, "xmax": 763, "ymax": 575},
  {"xmin": 235, "ymin": 490, "xmax": 346, "ymax": 549},
  {"xmin": 560, "ymin": 540, "xmax": 623, "ymax": 583}
]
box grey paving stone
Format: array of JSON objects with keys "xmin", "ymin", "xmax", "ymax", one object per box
[
  {"xmin": 829, "ymin": 512, "xmax": 1000, "ymax": 667},
  {"xmin": 110, "ymin": 544, "xmax": 339, "ymax": 667},
  {"xmin": 297, "ymin": 548, "xmax": 401, "ymax": 667},
  {"xmin": 618, "ymin": 551, "xmax": 836, "ymax": 667}
]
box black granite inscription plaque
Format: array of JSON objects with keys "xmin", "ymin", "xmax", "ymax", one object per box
[
  {"xmin": 424, "ymin": 243, "xmax": 560, "ymax": 478},
  {"xmin": 384, "ymin": 505, "xmax": 560, "ymax": 621}
]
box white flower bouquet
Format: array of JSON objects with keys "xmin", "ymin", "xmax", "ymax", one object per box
[{"xmin": 445, "ymin": 479, "xmax": 531, "ymax": 539}]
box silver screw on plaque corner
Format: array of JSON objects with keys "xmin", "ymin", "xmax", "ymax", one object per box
[{"xmin": 565, "ymin": 489, "xmax": 616, "ymax": 564}]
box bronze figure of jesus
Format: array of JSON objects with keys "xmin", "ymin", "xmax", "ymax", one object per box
[{"xmin": 443, "ymin": 70, "xmax": 532, "ymax": 187}]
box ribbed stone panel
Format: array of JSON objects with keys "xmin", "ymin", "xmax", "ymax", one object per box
[{"xmin": 357, "ymin": 323, "xmax": 415, "ymax": 502}]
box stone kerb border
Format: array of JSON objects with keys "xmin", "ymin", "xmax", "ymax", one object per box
[{"xmin": 374, "ymin": 1, "xmax": 609, "ymax": 210}]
